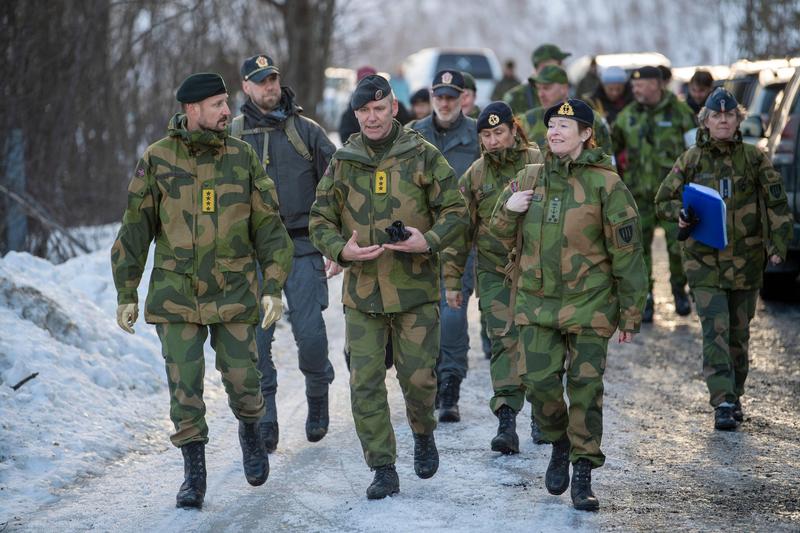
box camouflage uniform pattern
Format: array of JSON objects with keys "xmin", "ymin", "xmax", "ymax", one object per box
[
  {"xmin": 443, "ymin": 138, "xmax": 544, "ymax": 413},
  {"xmin": 111, "ymin": 113, "xmax": 292, "ymax": 446},
  {"xmin": 519, "ymin": 105, "xmax": 613, "ymax": 157},
  {"xmin": 157, "ymin": 322, "xmax": 264, "ymax": 446},
  {"xmin": 655, "ymin": 129, "xmax": 792, "ymax": 406},
  {"xmin": 612, "ymin": 91, "xmax": 697, "ymax": 290},
  {"xmin": 503, "ymin": 79, "xmax": 541, "ymax": 116},
  {"xmin": 489, "ymin": 149, "xmax": 647, "ymax": 467},
  {"xmin": 309, "ymin": 121, "xmax": 468, "ymax": 466}
]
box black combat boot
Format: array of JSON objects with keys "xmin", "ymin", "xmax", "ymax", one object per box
[
  {"xmin": 531, "ymin": 415, "xmax": 547, "ymax": 445},
  {"xmin": 490, "ymin": 405, "xmax": 519, "ymax": 454},
  {"xmin": 714, "ymin": 403, "xmax": 737, "ymax": 430},
  {"xmin": 176, "ymin": 441, "xmax": 206, "ymax": 509},
  {"xmin": 673, "ymin": 285, "xmax": 691, "ymax": 316},
  {"xmin": 733, "ymin": 399, "xmax": 744, "ymax": 422},
  {"xmin": 238, "ymin": 420, "xmax": 270, "ymax": 486},
  {"xmin": 413, "ymin": 433, "xmax": 439, "ymax": 478},
  {"xmin": 366, "ymin": 464, "xmax": 400, "ymax": 500},
  {"xmin": 545, "ymin": 435, "xmax": 570, "ymax": 495},
  {"xmin": 643, "ymin": 292, "xmax": 654, "ymax": 323},
  {"xmin": 306, "ymin": 392, "xmax": 330, "ymax": 442},
  {"xmin": 259, "ymin": 419, "xmax": 279, "ymax": 454},
  {"xmin": 438, "ymin": 376, "xmax": 461, "ymax": 423},
  {"xmin": 570, "ymin": 459, "xmax": 600, "ymax": 511}
]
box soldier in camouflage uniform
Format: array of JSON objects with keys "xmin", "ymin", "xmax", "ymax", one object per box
[
  {"xmin": 490, "ymin": 99, "xmax": 647, "ymax": 511},
  {"xmin": 503, "ymin": 44, "xmax": 571, "ymax": 116},
  {"xmin": 611, "ymin": 66, "xmax": 698, "ymax": 322},
  {"xmin": 519, "ymin": 65, "xmax": 613, "ymax": 156},
  {"xmin": 443, "ymin": 102, "xmax": 543, "ymax": 454},
  {"xmin": 655, "ymin": 89, "xmax": 792, "ymax": 430},
  {"xmin": 309, "ymin": 75, "xmax": 468, "ymax": 500},
  {"xmin": 111, "ymin": 73, "xmax": 293, "ymax": 509}
]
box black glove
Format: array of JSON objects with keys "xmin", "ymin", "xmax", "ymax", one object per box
[
  {"xmin": 677, "ymin": 206, "xmax": 700, "ymax": 241},
  {"xmin": 385, "ymin": 220, "xmax": 412, "ymax": 243}
]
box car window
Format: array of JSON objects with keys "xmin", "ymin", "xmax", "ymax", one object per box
[
  {"xmin": 759, "ymin": 83, "xmax": 786, "ymax": 114},
  {"xmin": 436, "ymin": 54, "xmax": 493, "ymax": 79}
]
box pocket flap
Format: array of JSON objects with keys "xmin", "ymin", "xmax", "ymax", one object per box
[{"xmin": 217, "ymin": 255, "xmax": 254, "ymax": 272}]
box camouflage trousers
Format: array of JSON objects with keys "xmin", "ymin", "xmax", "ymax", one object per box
[
  {"xmin": 155, "ymin": 322, "xmax": 265, "ymax": 447},
  {"xmin": 477, "ymin": 270, "xmax": 526, "ymax": 413},
  {"xmin": 346, "ymin": 303, "xmax": 439, "ymax": 468},
  {"xmin": 519, "ymin": 324, "xmax": 608, "ymax": 468},
  {"xmin": 638, "ymin": 196, "xmax": 687, "ymax": 291},
  {"xmin": 693, "ymin": 287, "xmax": 758, "ymax": 407}
]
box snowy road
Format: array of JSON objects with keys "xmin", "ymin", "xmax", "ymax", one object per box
[{"xmin": 2, "ymin": 230, "xmax": 799, "ymax": 532}]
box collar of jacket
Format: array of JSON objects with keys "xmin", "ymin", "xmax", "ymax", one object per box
[
  {"xmin": 696, "ymin": 127, "xmax": 743, "ymax": 152},
  {"xmin": 168, "ymin": 113, "xmax": 226, "ymax": 153},
  {"xmin": 484, "ymin": 135, "xmax": 528, "ymax": 167},
  {"xmin": 240, "ymin": 86, "xmax": 302, "ymax": 127},
  {"xmin": 335, "ymin": 120, "xmax": 422, "ymax": 166},
  {"xmin": 432, "ymin": 111, "xmax": 465, "ymax": 133},
  {"xmin": 547, "ymin": 146, "xmax": 614, "ymax": 175}
]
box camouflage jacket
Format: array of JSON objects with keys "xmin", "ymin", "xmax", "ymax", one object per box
[
  {"xmin": 442, "ymin": 137, "xmax": 543, "ymax": 289},
  {"xmin": 111, "ymin": 113, "xmax": 294, "ymax": 325},
  {"xmin": 502, "ymin": 79, "xmax": 540, "ymax": 116},
  {"xmin": 611, "ymin": 91, "xmax": 697, "ymax": 201},
  {"xmin": 520, "ymin": 105, "xmax": 613, "ymax": 157},
  {"xmin": 655, "ymin": 129, "xmax": 793, "ymax": 290},
  {"xmin": 490, "ymin": 148, "xmax": 647, "ymax": 336},
  {"xmin": 309, "ymin": 121, "xmax": 469, "ymax": 314}
]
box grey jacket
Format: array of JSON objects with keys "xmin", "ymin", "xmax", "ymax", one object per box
[{"xmin": 411, "ymin": 112, "xmax": 480, "ymax": 179}]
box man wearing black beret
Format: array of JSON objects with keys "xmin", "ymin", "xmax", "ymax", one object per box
[
  {"xmin": 309, "ymin": 74, "xmax": 469, "ymax": 500},
  {"xmin": 612, "ymin": 65, "xmax": 698, "ymax": 322},
  {"xmin": 111, "ymin": 71, "xmax": 293, "ymax": 508}
]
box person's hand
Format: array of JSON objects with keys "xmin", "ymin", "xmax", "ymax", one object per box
[
  {"xmin": 340, "ymin": 230, "xmax": 384, "ymax": 262},
  {"xmin": 116, "ymin": 303, "xmax": 138, "ymax": 334},
  {"xmin": 618, "ymin": 331, "xmax": 635, "ymax": 343},
  {"xmin": 445, "ymin": 290, "xmax": 463, "ymax": 309},
  {"xmin": 382, "ymin": 226, "xmax": 430, "ymax": 253},
  {"xmin": 770, "ymin": 254, "xmax": 783, "ymax": 265},
  {"xmin": 506, "ymin": 190, "xmax": 534, "ymax": 213},
  {"xmin": 260, "ymin": 295, "xmax": 283, "ymax": 330},
  {"xmin": 678, "ymin": 217, "xmax": 690, "ymax": 229},
  {"xmin": 324, "ymin": 257, "xmax": 343, "ymax": 278}
]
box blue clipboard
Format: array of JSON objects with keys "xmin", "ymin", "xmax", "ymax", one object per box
[{"xmin": 682, "ymin": 183, "xmax": 728, "ymax": 249}]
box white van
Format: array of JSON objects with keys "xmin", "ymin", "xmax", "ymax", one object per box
[{"xmin": 402, "ymin": 47, "xmax": 502, "ymax": 108}]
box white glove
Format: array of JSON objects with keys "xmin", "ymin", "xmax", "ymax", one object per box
[
  {"xmin": 116, "ymin": 303, "xmax": 138, "ymax": 334},
  {"xmin": 506, "ymin": 190, "xmax": 534, "ymax": 213},
  {"xmin": 260, "ymin": 295, "xmax": 283, "ymax": 330}
]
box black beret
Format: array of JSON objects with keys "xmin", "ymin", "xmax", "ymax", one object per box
[
  {"xmin": 176, "ymin": 73, "xmax": 227, "ymax": 104},
  {"xmin": 432, "ymin": 70, "xmax": 465, "ymax": 97},
  {"xmin": 543, "ymin": 98, "xmax": 594, "ymax": 127},
  {"xmin": 241, "ymin": 54, "xmax": 280, "ymax": 82},
  {"xmin": 477, "ymin": 101, "xmax": 513, "ymax": 131},
  {"xmin": 704, "ymin": 88, "xmax": 738, "ymax": 112},
  {"xmin": 410, "ymin": 87, "xmax": 430, "ymax": 104},
  {"xmin": 630, "ymin": 66, "xmax": 662, "ymax": 81},
  {"xmin": 351, "ymin": 74, "xmax": 392, "ymax": 110}
]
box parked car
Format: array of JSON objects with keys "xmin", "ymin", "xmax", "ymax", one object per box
[
  {"xmin": 402, "ymin": 47, "xmax": 501, "ymax": 108},
  {"xmin": 756, "ymin": 67, "xmax": 800, "ymax": 296},
  {"xmin": 724, "ymin": 58, "xmax": 800, "ymax": 109}
]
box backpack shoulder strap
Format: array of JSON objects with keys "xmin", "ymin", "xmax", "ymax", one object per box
[
  {"xmin": 230, "ymin": 115, "xmax": 245, "ymax": 139},
  {"xmin": 285, "ymin": 115, "xmax": 313, "ymax": 162}
]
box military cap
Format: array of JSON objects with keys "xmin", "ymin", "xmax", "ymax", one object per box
[
  {"xmin": 350, "ymin": 74, "xmax": 392, "ymax": 110},
  {"xmin": 658, "ymin": 65, "xmax": 673, "ymax": 82},
  {"xmin": 462, "ymin": 72, "xmax": 477, "ymax": 92},
  {"xmin": 533, "ymin": 65, "xmax": 569, "ymax": 85},
  {"xmin": 410, "ymin": 87, "xmax": 430, "ymax": 104},
  {"xmin": 704, "ymin": 88, "xmax": 738, "ymax": 112},
  {"xmin": 532, "ymin": 44, "xmax": 571, "ymax": 68},
  {"xmin": 431, "ymin": 70, "xmax": 465, "ymax": 97},
  {"xmin": 631, "ymin": 66, "xmax": 662, "ymax": 81},
  {"xmin": 601, "ymin": 66, "xmax": 628, "ymax": 85},
  {"xmin": 544, "ymin": 98, "xmax": 594, "ymax": 127},
  {"xmin": 241, "ymin": 54, "xmax": 280, "ymax": 82},
  {"xmin": 477, "ymin": 101, "xmax": 513, "ymax": 131},
  {"xmin": 176, "ymin": 73, "xmax": 227, "ymax": 104}
]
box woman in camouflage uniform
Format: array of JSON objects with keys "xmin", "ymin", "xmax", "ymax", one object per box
[
  {"xmin": 443, "ymin": 101, "xmax": 543, "ymax": 454},
  {"xmin": 490, "ymin": 99, "xmax": 647, "ymax": 511},
  {"xmin": 655, "ymin": 88, "xmax": 792, "ymax": 431}
]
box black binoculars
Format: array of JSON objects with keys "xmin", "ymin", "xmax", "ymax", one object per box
[
  {"xmin": 385, "ymin": 220, "xmax": 412, "ymax": 243},
  {"xmin": 677, "ymin": 206, "xmax": 700, "ymax": 241}
]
